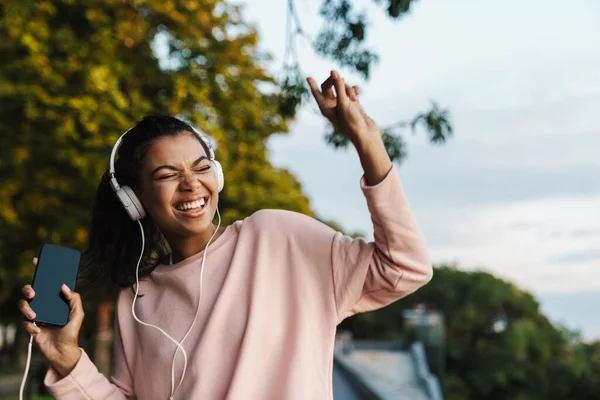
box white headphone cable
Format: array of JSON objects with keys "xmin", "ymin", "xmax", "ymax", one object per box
[
  {"xmin": 132, "ymin": 220, "xmax": 188, "ymax": 400},
  {"xmin": 18, "ymin": 323, "xmax": 35, "ymax": 400},
  {"xmin": 169, "ymin": 207, "xmax": 221, "ymax": 398},
  {"xmin": 132, "ymin": 209, "xmax": 221, "ymax": 400}
]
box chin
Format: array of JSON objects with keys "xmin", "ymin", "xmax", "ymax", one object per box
[{"xmin": 175, "ymin": 212, "xmax": 216, "ymax": 235}]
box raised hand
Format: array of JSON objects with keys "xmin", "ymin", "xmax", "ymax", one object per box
[
  {"xmin": 19, "ymin": 257, "xmax": 84, "ymax": 377},
  {"xmin": 306, "ymin": 70, "xmax": 380, "ymax": 148}
]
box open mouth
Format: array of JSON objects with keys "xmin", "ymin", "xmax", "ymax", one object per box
[{"xmin": 174, "ymin": 197, "xmax": 209, "ymax": 215}]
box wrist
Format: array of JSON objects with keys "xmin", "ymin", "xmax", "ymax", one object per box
[
  {"xmin": 353, "ymin": 129, "xmax": 381, "ymax": 153},
  {"xmin": 50, "ymin": 346, "xmax": 81, "ymax": 378},
  {"xmin": 353, "ymin": 130, "xmax": 392, "ymax": 186}
]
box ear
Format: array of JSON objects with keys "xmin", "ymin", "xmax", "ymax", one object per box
[{"xmin": 116, "ymin": 185, "xmax": 146, "ymax": 221}]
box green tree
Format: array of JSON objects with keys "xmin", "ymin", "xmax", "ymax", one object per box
[
  {"xmin": 0, "ymin": 0, "xmax": 316, "ymax": 318},
  {"xmin": 578, "ymin": 341, "xmax": 600, "ymax": 397},
  {"xmin": 339, "ymin": 265, "xmax": 600, "ymax": 399}
]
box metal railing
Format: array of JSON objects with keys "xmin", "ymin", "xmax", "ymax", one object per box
[{"xmin": 411, "ymin": 341, "xmax": 444, "ymax": 400}]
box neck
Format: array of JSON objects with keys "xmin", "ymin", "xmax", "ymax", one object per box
[{"xmin": 166, "ymin": 224, "xmax": 224, "ymax": 264}]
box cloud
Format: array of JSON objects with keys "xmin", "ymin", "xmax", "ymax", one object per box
[
  {"xmin": 570, "ymin": 229, "xmax": 600, "ymax": 238},
  {"xmin": 424, "ymin": 194, "xmax": 600, "ymax": 293},
  {"xmin": 551, "ymin": 248, "xmax": 600, "ymax": 264}
]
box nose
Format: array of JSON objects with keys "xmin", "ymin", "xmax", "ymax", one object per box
[{"xmin": 179, "ymin": 171, "xmax": 202, "ymax": 192}]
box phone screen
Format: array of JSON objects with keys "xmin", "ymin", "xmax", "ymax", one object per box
[{"xmin": 29, "ymin": 244, "xmax": 81, "ymax": 327}]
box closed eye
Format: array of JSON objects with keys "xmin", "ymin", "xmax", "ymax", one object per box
[
  {"xmin": 157, "ymin": 173, "xmax": 177, "ymax": 180},
  {"xmin": 195, "ymin": 166, "xmax": 211, "ymax": 173},
  {"xmin": 154, "ymin": 165, "xmax": 210, "ymax": 180}
]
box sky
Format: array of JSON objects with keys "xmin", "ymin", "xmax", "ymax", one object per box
[{"xmin": 239, "ymin": 0, "xmax": 600, "ymax": 340}]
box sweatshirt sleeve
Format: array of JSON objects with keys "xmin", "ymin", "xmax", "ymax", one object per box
[
  {"xmin": 44, "ymin": 303, "xmax": 135, "ymax": 399},
  {"xmin": 332, "ymin": 164, "xmax": 433, "ymax": 323}
]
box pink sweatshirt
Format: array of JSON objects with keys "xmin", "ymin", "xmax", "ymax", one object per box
[{"xmin": 44, "ymin": 165, "xmax": 432, "ymax": 399}]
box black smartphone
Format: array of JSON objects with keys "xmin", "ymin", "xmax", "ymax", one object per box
[{"xmin": 29, "ymin": 244, "xmax": 81, "ymax": 327}]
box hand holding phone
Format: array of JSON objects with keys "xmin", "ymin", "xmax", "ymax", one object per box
[{"xmin": 19, "ymin": 245, "xmax": 85, "ymax": 377}]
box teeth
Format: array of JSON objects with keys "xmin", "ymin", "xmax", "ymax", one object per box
[{"xmin": 177, "ymin": 198, "xmax": 206, "ymax": 211}]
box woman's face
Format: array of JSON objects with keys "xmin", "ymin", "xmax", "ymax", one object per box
[{"xmin": 138, "ymin": 133, "xmax": 219, "ymax": 238}]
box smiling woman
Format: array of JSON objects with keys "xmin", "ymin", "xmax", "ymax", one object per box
[
  {"xmin": 18, "ymin": 71, "xmax": 433, "ymax": 400},
  {"xmin": 91, "ymin": 116, "xmax": 223, "ymax": 289}
]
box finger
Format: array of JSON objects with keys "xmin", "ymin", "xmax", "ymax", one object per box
[
  {"xmin": 331, "ymin": 71, "xmax": 349, "ymax": 105},
  {"xmin": 62, "ymin": 285, "xmax": 85, "ymax": 326},
  {"xmin": 22, "ymin": 321, "xmax": 41, "ymax": 335},
  {"xmin": 320, "ymin": 71, "xmax": 336, "ymax": 99},
  {"xmin": 306, "ymin": 77, "xmax": 325, "ymax": 104},
  {"xmin": 33, "ymin": 257, "xmax": 38, "ymax": 267},
  {"xmin": 22, "ymin": 285, "xmax": 35, "ymax": 299},
  {"xmin": 18, "ymin": 299, "xmax": 36, "ymax": 320},
  {"xmin": 345, "ymin": 84, "xmax": 357, "ymax": 101},
  {"xmin": 353, "ymin": 85, "xmax": 360, "ymax": 96}
]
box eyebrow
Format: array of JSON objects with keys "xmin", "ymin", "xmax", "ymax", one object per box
[{"xmin": 151, "ymin": 156, "xmax": 210, "ymax": 176}]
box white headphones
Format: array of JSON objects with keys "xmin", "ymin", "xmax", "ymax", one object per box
[
  {"xmin": 109, "ymin": 121, "xmax": 224, "ymax": 399},
  {"xmin": 109, "ymin": 125, "xmax": 224, "ymax": 221}
]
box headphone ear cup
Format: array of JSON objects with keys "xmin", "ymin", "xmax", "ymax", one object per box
[
  {"xmin": 211, "ymin": 160, "xmax": 224, "ymax": 193},
  {"xmin": 115, "ymin": 185, "xmax": 147, "ymax": 221}
]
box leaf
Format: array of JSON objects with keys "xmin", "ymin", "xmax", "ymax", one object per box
[
  {"xmin": 411, "ymin": 102, "xmax": 453, "ymax": 144},
  {"xmin": 380, "ymin": 129, "xmax": 407, "ymax": 163},
  {"xmin": 323, "ymin": 126, "xmax": 351, "ymax": 149}
]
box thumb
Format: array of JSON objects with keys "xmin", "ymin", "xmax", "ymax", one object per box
[
  {"xmin": 62, "ymin": 284, "xmax": 84, "ymax": 327},
  {"xmin": 306, "ymin": 77, "xmax": 325, "ymax": 107}
]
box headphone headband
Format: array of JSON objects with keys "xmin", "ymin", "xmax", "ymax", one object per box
[
  {"xmin": 189, "ymin": 126, "xmax": 216, "ymax": 159},
  {"xmin": 109, "ymin": 125, "xmax": 215, "ymax": 179},
  {"xmin": 109, "ymin": 127, "xmax": 134, "ymax": 191}
]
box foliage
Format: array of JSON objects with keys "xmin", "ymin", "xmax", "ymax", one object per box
[
  {"xmin": 0, "ymin": 0, "xmax": 451, "ymax": 318},
  {"xmin": 313, "ymin": 0, "xmax": 419, "ymax": 78},
  {"xmin": 0, "ymin": 0, "xmax": 314, "ymax": 318},
  {"xmin": 324, "ymin": 101, "xmax": 452, "ymax": 164},
  {"xmin": 339, "ymin": 265, "xmax": 600, "ymax": 399},
  {"xmin": 283, "ymin": 0, "xmax": 452, "ymax": 163}
]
